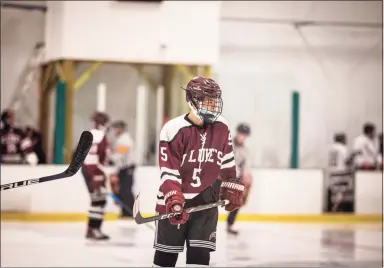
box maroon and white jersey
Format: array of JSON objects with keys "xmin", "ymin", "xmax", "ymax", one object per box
[
  {"xmin": 156, "ymin": 114, "xmax": 236, "ymax": 213},
  {"xmin": 0, "ymin": 126, "xmax": 33, "ymax": 164},
  {"xmin": 82, "ymin": 128, "xmax": 109, "ymax": 176}
]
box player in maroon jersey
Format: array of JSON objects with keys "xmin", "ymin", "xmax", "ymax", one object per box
[
  {"xmin": 0, "ymin": 109, "xmax": 37, "ymax": 165},
  {"xmin": 152, "ymin": 77, "xmax": 245, "ymax": 267},
  {"xmin": 82, "ymin": 111, "xmax": 117, "ymax": 240}
]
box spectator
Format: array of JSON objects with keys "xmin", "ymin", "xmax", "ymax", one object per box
[
  {"xmin": 25, "ymin": 126, "xmax": 47, "ymax": 164},
  {"xmin": 353, "ymin": 123, "xmax": 382, "ymax": 170},
  {"xmin": 0, "ymin": 109, "xmax": 37, "ymax": 165}
]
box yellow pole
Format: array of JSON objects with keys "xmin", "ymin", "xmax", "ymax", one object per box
[
  {"xmin": 131, "ymin": 64, "xmax": 158, "ymax": 90},
  {"xmin": 74, "ymin": 62, "xmax": 102, "ymax": 91},
  {"xmin": 62, "ymin": 60, "xmax": 75, "ymax": 164},
  {"xmin": 203, "ymin": 65, "xmax": 212, "ymax": 78},
  {"xmin": 38, "ymin": 64, "xmax": 52, "ymax": 158},
  {"xmin": 54, "ymin": 61, "xmax": 66, "ymax": 82},
  {"xmin": 162, "ymin": 65, "xmax": 173, "ymax": 119},
  {"xmin": 176, "ymin": 65, "xmax": 196, "ymax": 114}
]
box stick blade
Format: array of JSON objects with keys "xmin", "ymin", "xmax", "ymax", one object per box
[
  {"xmin": 133, "ymin": 194, "xmax": 145, "ymax": 224},
  {"xmin": 66, "ymin": 131, "xmax": 93, "ymax": 175}
]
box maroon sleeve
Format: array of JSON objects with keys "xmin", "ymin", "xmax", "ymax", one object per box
[
  {"xmin": 158, "ymin": 126, "xmax": 183, "ymax": 196},
  {"xmin": 97, "ymin": 135, "xmax": 108, "ymax": 165},
  {"xmin": 219, "ymin": 127, "xmax": 237, "ymax": 181},
  {"xmin": 18, "ymin": 129, "xmax": 34, "ymax": 153}
]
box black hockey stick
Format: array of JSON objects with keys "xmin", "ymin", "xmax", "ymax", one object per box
[
  {"xmin": 133, "ymin": 194, "xmax": 229, "ymax": 224},
  {"xmin": 0, "ymin": 131, "xmax": 93, "ymax": 191}
]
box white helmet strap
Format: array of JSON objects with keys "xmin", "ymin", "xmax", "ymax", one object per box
[{"xmin": 188, "ymin": 101, "xmax": 203, "ymax": 123}]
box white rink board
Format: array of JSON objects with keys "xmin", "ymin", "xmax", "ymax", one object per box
[
  {"xmin": 355, "ymin": 172, "xmax": 383, "ymax": 214},
  {"xmin": 0, "ymin": 166, "xmax": 382, "ymax": 215}
]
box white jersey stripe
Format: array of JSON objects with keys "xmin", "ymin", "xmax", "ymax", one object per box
[
  {"xmin": 221, "ymin": 151, "xmax": 234, "ymax": 162},
  {"xmin": 221, "ymin": 159, "xmax": 236, "ymax": 170},
  {"xmin": 160, "ymin": 167, "xmax": 180, "ymax": 176},
  {"xmin": 160, "ymin": 175, "xmax": 182, "ymax": 186},
  {"xmin": 156, "ymin": 199, "xmax": 165, "ymax": 206}
]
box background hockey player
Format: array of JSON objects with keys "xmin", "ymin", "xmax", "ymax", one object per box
[
  {"xmin": 227, "ymin": 123, "xmax": 253, "ymax": 235},
  {"xmin": 152, "ymin": 76, "xmax": 245, "ymax": 267},
  {"xmin": 353, "ymin": 123, "xmax": 382, "ymax": 170},
  {"xmin": 109, "ymin": 120, "xmax": 136, "ymax": 218},
  {"xmin": 0, "ymin": 109, "xmax": 38, "ymax": 165},
  {"xmin": 326, "ymin": 133, "xmax": 360, "ymax": 212},
  {"xmin": 82, "ymin": 111, "xmax": 117, "ymax": 240}
]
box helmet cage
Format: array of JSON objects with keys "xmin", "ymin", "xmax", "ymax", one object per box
[{"xmin": 189, "ymin": 95, "xmax": 223, "ymax": 124}]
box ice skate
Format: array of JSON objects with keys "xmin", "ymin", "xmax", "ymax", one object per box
[
  {"xmin": 227, "ymin": 226, "xmax": 239, "ymax": 236},
  {"xmin": 86, "ymin": 228, "xmax": 110, "ymax": 240}
]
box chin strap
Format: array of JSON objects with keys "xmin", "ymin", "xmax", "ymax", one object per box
[{"xmin": 188, "ymin": 102, "xmax": 204, "ymax": 124}]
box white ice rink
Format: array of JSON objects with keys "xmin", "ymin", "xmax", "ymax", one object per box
[{"xmin": 1, "ymin": 221, "xmax": 382, "ymax": 267}]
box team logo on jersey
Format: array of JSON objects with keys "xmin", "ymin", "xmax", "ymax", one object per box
[{"xmin": 200, "ymin": 133, "xmax": 207, "ymax": 147}]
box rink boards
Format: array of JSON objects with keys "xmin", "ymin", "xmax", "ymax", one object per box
[{"xmin": 1, "ymin": 166, "xmax": 382, "ymax": 223}]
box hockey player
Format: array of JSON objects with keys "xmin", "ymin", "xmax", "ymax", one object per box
[
  {"xmin": 353, "ymin": 123, "xmax": 382, "ymax": 170},
  {"xmin": 327, "ymin": 133, "xmax": 360, "ymax": 212},
  {"xmin": 82, "ymin": 111, "xmax": 117, "ymax": 240},
  {"xmin": 109, "ymin": 120, "xmax": 136, "ymax": 218},
  {"xmin": 0, "ymin": 109, "xmax": 37, "ymax": 165},
  {"xmin": 227, "ymin": 123, "xmax": 252, "ymax": 235},
  {"xmin": 153, "ymin": 77, "xmax": 245, "ymax": 267}
]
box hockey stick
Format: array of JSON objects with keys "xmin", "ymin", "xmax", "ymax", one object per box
[
  {"xmin": 108, "ymin": 193, "xmax": 154, "ymax": 230},
  {"xmin": 0, "ymin": 131, "xmax": 93, "ymax": 191},
  {"xmin": 133, "ymin": 194, "xmax": 229, "ymax": 224}
]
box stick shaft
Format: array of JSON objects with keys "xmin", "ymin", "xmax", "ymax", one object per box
[{"xmin": 0, "ymin": 172, "xmax": 72, "ymax": 191}]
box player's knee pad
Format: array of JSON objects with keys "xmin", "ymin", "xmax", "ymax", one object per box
[
  {"xmin": 153, "ymin": 250, "xmax": 178, "ymax": 267},
  {"xmin": 186, "ymin": 247, "xmax": 210, "ymax": 266}
]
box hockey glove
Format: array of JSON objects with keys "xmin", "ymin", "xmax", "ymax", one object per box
[
  {"xmin": 165, "ymin": 190, "xmax": 189, "ymax": 225},
  {"xmin": 220, "ymin": 178, "xmax": 245, "ymax": 212}
]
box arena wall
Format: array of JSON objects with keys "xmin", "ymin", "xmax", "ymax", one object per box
[{"xmin": 1, "ymin": 166, "xmax": 381, "ymax": 223}]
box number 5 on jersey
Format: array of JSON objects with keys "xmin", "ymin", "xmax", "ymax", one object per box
[
  {"xmin": 160, "ymin": 147, "xmax": 167, "ymax": 161},
  {"xmin": 192, "ymin": 168, "xmax": 201, "ymax": 187},
  {"xmin": 160, "ymin": 147, "xmax": 201, "ymax": 188}
]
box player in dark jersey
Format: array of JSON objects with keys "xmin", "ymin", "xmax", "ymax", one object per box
[
  {"xmin": 82, "ymin": 111, "xmax": 117, "ymax": 240},
  {"xmin": 153, "ymin": 77, "xmax": 245, "ymax": 267},
  {"xmin": 0, "ymin": 109, "xmax": 37, "ymax": 165},
  {"xmin": 227, "ymin": 123, "xmax": 252, "ymax": 235}
]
